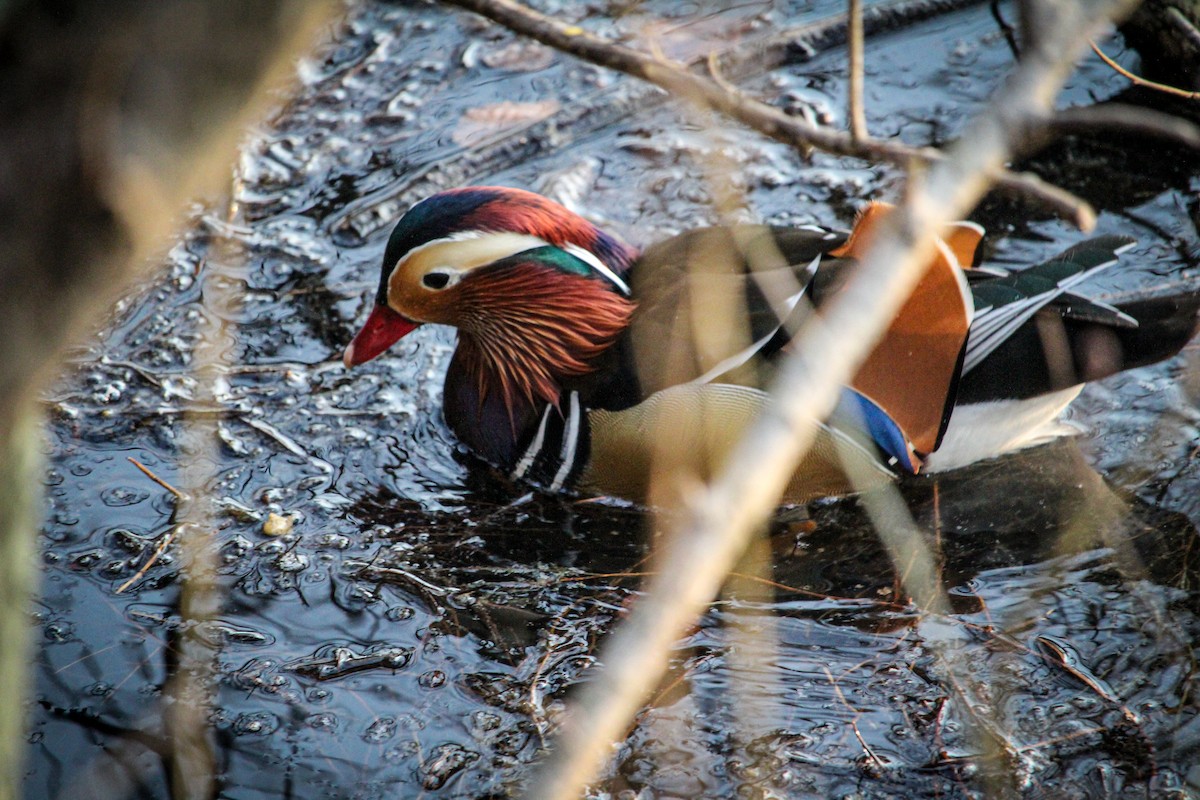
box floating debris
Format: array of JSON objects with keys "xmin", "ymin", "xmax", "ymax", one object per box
[{"xmin": 262, "ymin": 512, "xmax": 294, "ymax": 537}]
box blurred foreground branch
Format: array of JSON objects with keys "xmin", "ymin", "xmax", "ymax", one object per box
[
  {"xmin": 436, "ymin": 0, "xmax": 1141, "ymax": 798},
  {"xmin": 0, "ymin": 2, "xmax": 338, "ymax": 796},
  {"xmin": 445, "ymin": 0, "xmax": 1098, "ymax": 229}
]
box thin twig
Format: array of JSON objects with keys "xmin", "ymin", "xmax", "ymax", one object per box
[
  {"xmin": 848, "ymin": 0, "xmax": 869, "ymax": 142},
  {"xmin": 116, "ymin": 457, "xmax": 189, "ymax": 594},
  {"xmin": 334, "ymin": 0, "xmax": 990, "ymax": 245},
  {"xmin": 705, "ymin": 51, "xmax": 739, "ymax": 97},
  {"xmin": 990, "ymin": 0, "xmax": 1020, "ymax": 59},
  {"xmin": 126, "ymin": 457, "xmax": 187, "ymax": 500},
  {"xmin": 242, "ymin": 416, "xmax": 335, "ymax": 477},
  {"xmin": 823, "ymin": 666, "xmax": 886, "ymax": 769},
  {"xmin": 1034, "ymin": 635, "xmax": 1143, "ymax": 724},
  {"xmin": 445, "ymin": 0, "xmax": 1096, "ymax": 229},
  {"xmin": 1089, "ymin": 39, "xmax": 1200, "ymax": 99},
  {"xmin": 1165, "ymin": 6, "xmax": 1200, "ymax": 55},
  {"xmin": 115, "ymin": 525, "xmax": 182, "ymax": 595}
]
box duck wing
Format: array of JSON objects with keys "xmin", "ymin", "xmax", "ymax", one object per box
[
  {"xmin": 811, "ymin": 203, "xmax": 975, "ymax": 468},
  {"xmin": 964, "ymin": 237, "xmax": 1136, "ymax": 375},
  {"xmin": 626, "ymin": 224, "xmax": 841, "ymax": 394},
  {"xmin": 626, "ymin": 207, "xmax": 977, "ymax": 473}
]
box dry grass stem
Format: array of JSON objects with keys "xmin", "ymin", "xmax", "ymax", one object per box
[{"xmin": 823, "ymin": 666, "xmax": 886, "ymax": 768}]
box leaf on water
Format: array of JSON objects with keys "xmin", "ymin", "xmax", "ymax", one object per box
[
  {"xmin": 481, "ymin": 40, "xmax": 555, "ymax": 72},
  {"xmin": 451, "ymin": 100, "xmax": 561, "ymax": 147},
  {"xmin": 628, "ymin": 16, "xmax": 757, "ymax": 63}
]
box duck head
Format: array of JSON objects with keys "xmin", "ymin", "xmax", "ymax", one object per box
[
  {"xmin": 343, "ymin": 187, "xmax": 639, "ymax": 419},
  {"xmin": 343, "ymin": 186, "xmax": 638, "ymax": 369}
]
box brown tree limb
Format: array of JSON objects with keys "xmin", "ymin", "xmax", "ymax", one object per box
[
  {"xmin": 441, "ymin": 0, "xmax": 1141, "ymax": 797},
  {"xmin": 444, "ymin": 0, "xmax": 1097, "ymax": 229}
]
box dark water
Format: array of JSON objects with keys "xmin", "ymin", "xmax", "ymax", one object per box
[{"xmin": 26, "ymin": 1, "xmax": 1200, "ymax": 798}]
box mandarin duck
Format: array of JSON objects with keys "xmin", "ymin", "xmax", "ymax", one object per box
[{"xmin": 343, "ymin": 186, "xmax": 1199, "ymax": 503}]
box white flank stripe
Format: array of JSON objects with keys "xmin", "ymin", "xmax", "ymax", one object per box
[
  {"xmin": 512, "ymin": 404, "xmax": 554, "ymax": 479},
  {"xmin": 550, "ymin": 392, "xmax": 582, "ymax": 491},
  {"xmin": 924, "ymin": 386, "xmax": 1083, "ymax": 472},
  {"xmin": 689, "ymin": 281, "xmax": 809, "ymax": 386},
  {"xmin": 803, "ymin": 252, "xmax": 821, "ymax": 280},
  {"xmin": 689, "ymin": 330, "xmax": 779, "ymax": 386}
]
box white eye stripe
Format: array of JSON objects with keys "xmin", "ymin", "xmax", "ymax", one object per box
[
  {"xmin": 395, "ymin": 231, "xmax": 546, "ymax": 274},
  {"xmin": 393, "ymin": 229, "xmax": 494, "ymax": 271},
  {"xmin": 393, "ymin": 231, "xmax": 629, "ymax": 295}
]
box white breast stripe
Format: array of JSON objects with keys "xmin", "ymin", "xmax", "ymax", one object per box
[
  {"xmin": 512, "ymin": 404, "xmax": 554, "ymax": 479},
  {"xmin": 564, "ymin": 243, "xmax": 631, "ymax": 296},
  {"xmin": 795, "ymin": 224, "xmax": 842, "ymax": 240},
  {"xmin": 549, "ymin": 391, "xmax": 582, "ymax": 491}
]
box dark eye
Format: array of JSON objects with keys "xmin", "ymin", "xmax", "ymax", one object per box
[{"xmin": 422, "ymin": 271, "xmax": 451, "ymax": 290}]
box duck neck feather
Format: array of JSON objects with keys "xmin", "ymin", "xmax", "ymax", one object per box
[{"xmin": 454, "ymin": 264, "xmax": 635, "ymax": 424}]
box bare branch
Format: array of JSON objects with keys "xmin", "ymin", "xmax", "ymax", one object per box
[
  {"xmin": 444, "ymin": 0, "xmax": 1096, "ymax": 229},
  {"xmin": 472, "ymin": 0, "xmax": 1141, "ymax": 795},
  {"xmin": 1048, "ymin": 103, "xmax": 1200, "ymax": 148}
]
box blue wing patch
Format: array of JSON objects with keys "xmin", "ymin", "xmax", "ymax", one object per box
[{"xmin": 834, "ymin": 389, "xmax": 919, "ymax": 474}]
